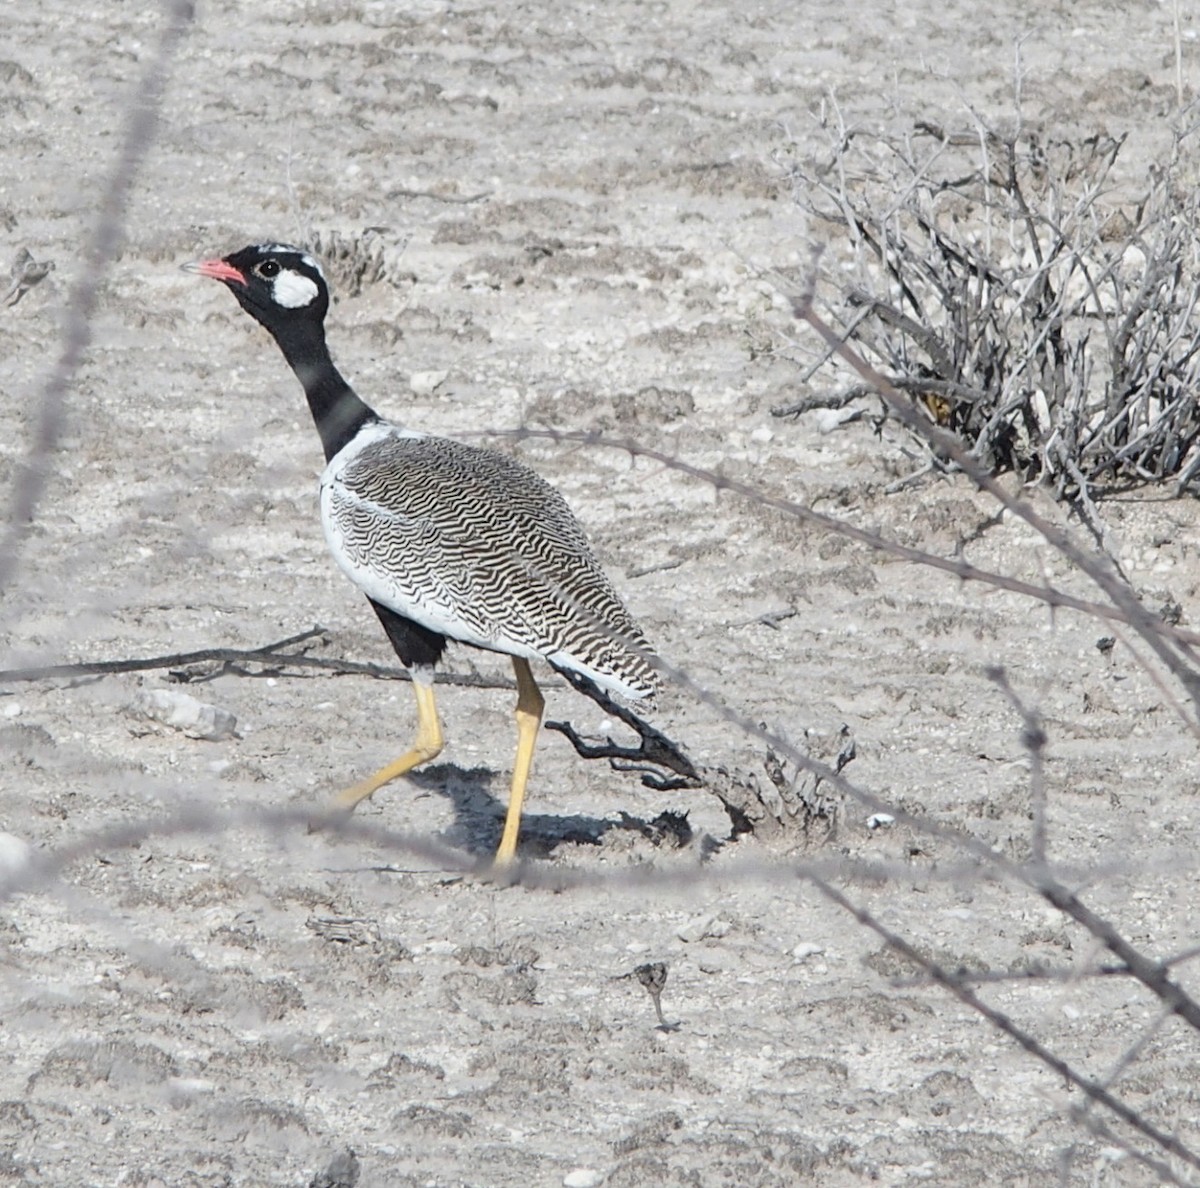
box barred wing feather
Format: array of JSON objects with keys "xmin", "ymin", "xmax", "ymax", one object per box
[{"xmin": 320, "ymin": 429, "xmax": 658, "ymax": 700}]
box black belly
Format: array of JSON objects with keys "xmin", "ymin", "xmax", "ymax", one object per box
[{"xmin": 368, "ymin": 598, "xmax": 448, "ymax": 670}]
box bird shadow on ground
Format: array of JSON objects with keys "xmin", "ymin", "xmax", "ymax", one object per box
[{"xmin": 400, "ymin": 762, "xmax": 655, "ymax": 860}]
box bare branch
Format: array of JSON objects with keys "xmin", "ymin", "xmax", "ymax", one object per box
[
  {"xmin": 0, "ymin": 627, "xmax": 521, "ymax": 691},
  {"xmin": 0, "ymin": 0, "xmax": 195, "ymax": 600},
  {"xmin": 810, "ymin": 876, "xmax": 1200, "ymax": 1174}
]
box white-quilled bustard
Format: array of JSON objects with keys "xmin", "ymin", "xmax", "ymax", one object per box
[{"xmin": 185, "ymin": 242, "xmax": 658, "ymax": 865}]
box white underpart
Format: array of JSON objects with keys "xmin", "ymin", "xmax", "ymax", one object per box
[{"xmin": 272, "ymin": 268, "xmax": 320, "ymax": 308}]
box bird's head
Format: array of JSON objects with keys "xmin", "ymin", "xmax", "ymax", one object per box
[{"xmin": 184, "ymin": 242, "xmax": 330, "ymax": 333}]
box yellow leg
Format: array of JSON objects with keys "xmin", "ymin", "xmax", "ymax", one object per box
[
  {"xmin": 494, "ymin": 657, "xmax": 544, "ymax": 867},
  {"xmin": 333, "ymin": 678, "xmax": 443, "ymax": 811}
]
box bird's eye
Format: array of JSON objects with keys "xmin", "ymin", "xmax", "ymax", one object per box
[{"xmin": 256, "ymin": 259, "xmax": 281, "ymax": 279}]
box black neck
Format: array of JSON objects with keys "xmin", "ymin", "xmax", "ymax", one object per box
[{"xmin": 269, "ymin": 318, "xmax": 377, "ymax": 461}]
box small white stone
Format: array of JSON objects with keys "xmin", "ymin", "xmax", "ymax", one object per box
[
  {"xmin": 0, "ymin": 832, "xmax": 33, "ymax": 880},
  {"xmin": 814, "ymin": 407, "xmax": 859, "ymax": 434},
  {"xmin": 866, "ymin": 813, "xmax": 895, "ymax": 830},
  {"xmin": 410, "ymin": 369, "xmax": 449, "ymax": 396},
  {"xmin": 792, "ymin": 942, "xmax": 824, "ymax": 961},
  {"xmin": 167, "ymin": 1076, "xmax": 215, "ymax": 1097},
  {"xmin": 131, "ymin": 690, "xmax": 238, "ymax": 741},
  {"xmin": 563, "ymin": 1170, "xmax": 603, "ymax": 1188},
  {"xmin": 677, "ymin": 913, "xmax": 730, "ymax": 943},
  {"xmin": 416, "ymin": 940, "xmax": 458, "ymax": 956},
  {"xmin": 1, "ymin": 702, "xmax": 21, "ymax": 718}
]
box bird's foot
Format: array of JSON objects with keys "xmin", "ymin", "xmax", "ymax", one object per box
[{"xmin": 473, "ymin": 854, "xmax": 522, "ymax": 887}]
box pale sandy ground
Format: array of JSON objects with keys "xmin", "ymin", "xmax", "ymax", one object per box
[{"xmin": 3, "ymin": 1, "xmax": 1200, "ymax": 1185}]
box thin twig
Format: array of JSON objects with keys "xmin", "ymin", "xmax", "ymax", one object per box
[
  {"xmin": 386, "ymin": 186, "xmax": 491, "ymax": 204},
  {"xmin": 0, "ymin": 0, "xmax": 194, "ymax": 600},
  {"xmin": 889, "ymin": 962, "xmax": 1135, "ymax": 990},
  {"xmin": 474, "ymin": 425, "xmax": 1200, "ymax": 654},
  {"xmin": 1067, "ymin": 1106, "xmax": 1195, "ymax": 1188},
  {"xmin": 809, "ymin": 876, "xmax": 1200, "ymax": 1174},
  {"xmin": 547, "ymin": 667, "xmax": 700, "ymax": 790},
  {"xmin": 986, "ymin": 666, "xmax": 1049, "ymax": 866},
  {"xmin": 0, "ymin": 628, "xmax": 519, "ymax": 691}
]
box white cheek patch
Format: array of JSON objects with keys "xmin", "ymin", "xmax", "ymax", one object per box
[{"xmin": 272, "ymin": 269, "xmax": 320, "ymax": 308}]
